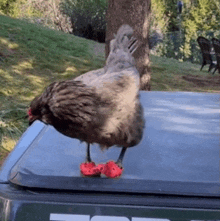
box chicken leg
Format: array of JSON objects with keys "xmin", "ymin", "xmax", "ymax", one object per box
[
  {"xmin": 80, "ymin": 143, "xmax": 101, "ymax": 177},
  {"xmin": 116, "ymin": 147, "xmax": 127, "ymax": 168},
  {"xmin": 86, "ymin": 143, "xmax": 91, "ymax": 162}
]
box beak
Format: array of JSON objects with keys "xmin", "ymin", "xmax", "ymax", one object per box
[{"xmin": 28, "ymin": 115, "xmax": 37, "ymax": 126}]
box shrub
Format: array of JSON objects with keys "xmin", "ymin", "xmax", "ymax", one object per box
[{"xmin": 60, "ymin": 0, "xmax": 107, "ymax": 42}]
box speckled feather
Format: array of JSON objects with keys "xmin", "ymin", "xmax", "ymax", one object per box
[{"xmin": 29, "ymin": 25, "xmax": 145, "ymax": 149}]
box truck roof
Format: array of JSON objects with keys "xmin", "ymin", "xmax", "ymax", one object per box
[{"xmin": 1, "ymin": 91, "xmax": 219, "ymax": 197}]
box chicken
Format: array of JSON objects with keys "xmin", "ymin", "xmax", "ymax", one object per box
[{"xmin": 28, "ymin": 25, "xmax": 145, "ymax": 178}]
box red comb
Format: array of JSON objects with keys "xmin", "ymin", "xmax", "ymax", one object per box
[{"xmin": 28, "ymin": 108, "xmax": 33, "ymax": 117}]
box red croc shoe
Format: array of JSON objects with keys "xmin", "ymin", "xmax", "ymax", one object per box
[
  {"xmin": 80, "ymin": 162, "xmax": 101, "ymax": 177},
  {"xmin": 96, "ymin": 164, "xmax": 106, "ymax": 174},
  {"xmin": 103, "ymin": 161, "xmax": 123, "ymax": 178}
]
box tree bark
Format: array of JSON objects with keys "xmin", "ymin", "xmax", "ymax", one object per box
[{"xmin": 105, "ymin": 0, "xmax": 151, "ymax": 91}]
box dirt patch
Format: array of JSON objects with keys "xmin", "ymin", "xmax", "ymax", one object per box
[{"xmin": 182, "ymin": 74, "xmax": 220, "ymax": 87}]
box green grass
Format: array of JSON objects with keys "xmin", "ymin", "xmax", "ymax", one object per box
[
  {"xmin": 150, "ymin": 56, "xmax": 220, "ymax": 92},
  {"xmin": 0, "ymin": 15, "xmax": 219, "ymax": 166}
]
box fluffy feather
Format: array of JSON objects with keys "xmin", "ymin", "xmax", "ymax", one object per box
[{"xmin": 29, "ymin": 24, "xmax": 145, "ymax": 150}]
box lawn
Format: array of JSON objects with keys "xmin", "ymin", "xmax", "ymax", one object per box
[{"xmin": 0, "ymin": 15, "xmax": 219, "ymax": 167}]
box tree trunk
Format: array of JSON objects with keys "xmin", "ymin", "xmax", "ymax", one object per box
[{"xmin": 105, "ymin": 0, "xmax": 151, "ymax": 91}]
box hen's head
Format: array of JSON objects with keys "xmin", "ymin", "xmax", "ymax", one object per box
[
  {"xmin": 28, "ymin": 96, "xmax": 44, "ymax": 125},
  {"xmin": 28, "ymin": 82, "xmax": 57, "ymax": 126}
]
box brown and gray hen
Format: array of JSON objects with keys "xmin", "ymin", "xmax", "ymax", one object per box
[{"xmin": 28, "ymin": 25, "xmax": 145, "ymax": 178}]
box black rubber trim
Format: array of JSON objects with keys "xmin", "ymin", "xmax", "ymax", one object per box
[
  {"xmin": 0, "ymin": 183, "xmax": 220, "ymax": 210},
  {"xmin": 9, "ymin": 172, "xmax": 220, "ymax": 197}
]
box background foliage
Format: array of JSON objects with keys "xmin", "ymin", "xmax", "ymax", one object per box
[
  {"xmin": 0, "ymin": 0, "xmax": 72, "ymax": 32},
  {"xmin": 1, "ymin": 0, "xmax": 220, "ymax": 62},
  {"xmin": 60, "ymin": 0, "xmax": 107, "ymax": 42},
  {"xmin": 151, "ymin": 0, "xmax": 220, "ymax": 63},
  {"xmin": 60, "ymin": 0, "xmax": 107, "ymax": 29}
]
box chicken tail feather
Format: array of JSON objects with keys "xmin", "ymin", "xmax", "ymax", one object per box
[{"xmin": 110, "ymin": 24, "xmax": 134, "ymax": 53}]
